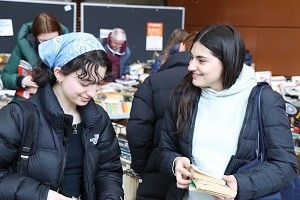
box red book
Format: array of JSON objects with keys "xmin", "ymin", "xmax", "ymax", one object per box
[{"xmin": 16, "ymin": 60, "xmax": 32, "ymax": 99}]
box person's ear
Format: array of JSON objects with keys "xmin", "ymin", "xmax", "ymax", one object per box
[{"xmin": 53, "ymin": 67, "xmax": 64, "ymax": 84}]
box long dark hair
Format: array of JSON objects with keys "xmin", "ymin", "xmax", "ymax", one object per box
[
  {"xmin": 32, "ymin": 50, "xmax": 112, "ymax": 87},
  {"xmin": 174, "ymin": 24, "xmax": 246, "ymax": 135}
]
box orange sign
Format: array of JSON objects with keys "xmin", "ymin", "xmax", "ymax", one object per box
[{"xmin": 147, "ymin": 22, "xmax": 163, "ymax": 37}]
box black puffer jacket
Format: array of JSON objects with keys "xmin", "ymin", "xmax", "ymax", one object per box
[
  {"xmin": 126, "ymin": 51, "xmax": 190, "ymax": 200},
  {"xmin": 158, "ymin": 84, "xmax": 298, "ymax": 200},
  {"xmin": 0, "ymin": 84, "xmax": 123, "ymax": 200}
]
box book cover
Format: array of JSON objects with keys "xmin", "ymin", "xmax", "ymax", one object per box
[
  {"xmin": 16, "ymin": 60, "xmax": 32, "ymax": 99},
  {"xmin": 190, "ymin": 164, "xmax": 237, "ymax": 198},
  {"xmin": 190, "ymin": 164, "xmax": 226, "ymax": 186}
]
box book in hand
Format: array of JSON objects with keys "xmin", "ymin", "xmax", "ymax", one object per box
[
  {"xmin": 189, "ymin": 164, "xmax": 237, "ymax": 199},
  {"xmin": 16, "ymin": 60, "xmax": 32, "ymax": 99}
]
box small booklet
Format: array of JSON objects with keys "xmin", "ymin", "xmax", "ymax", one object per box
[
  {"xmin": 189, "ymin": 164, "xmax": 237, "ymax": 199},
  {"xmin": 16, "ymin": 60, "xmax": 32, "ymax": 99}
]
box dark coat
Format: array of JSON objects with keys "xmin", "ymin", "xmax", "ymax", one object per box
[
  {"xmin": 126, "ymin": 51, "xmax": 190, "ymax": 200},
  {"xmin": 0, "ymin": 84, "xmax": 124, "ymax": 200},
  {"xmin": 158, "ymin": 84, "xmax": 298, "ymax": 200}
]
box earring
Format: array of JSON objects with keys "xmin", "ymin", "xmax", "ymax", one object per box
[{"xmin": 57, "ymin": 79, "xmax": 62, "ymax": 84}]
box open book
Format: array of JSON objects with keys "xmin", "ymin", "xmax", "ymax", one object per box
[{"xmin": 189, "ymin": 164, "xmax": 237, "ymax": 199}]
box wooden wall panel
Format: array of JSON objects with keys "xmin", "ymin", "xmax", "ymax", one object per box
[
  {"xmin": 258, "ymin": 0, "xmax": 300, "ymax": 27},
  {"xmin": 256, "ymin": 28, "xmax": 300, "ymax": 76},
  {"xmin": 168, "ymin": 0, "xmax": 259, "ymax": 26},
  {"xmin": 168, "ymin": 0, "xmax": 300, "ymax": 76},
  {"xmin": 237, "ymin": 27, "xmax": 259, "ymax": 61}
]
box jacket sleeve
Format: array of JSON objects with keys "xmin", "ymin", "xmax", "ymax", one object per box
[
  {"xmin": 95, "ymin": 111, "xmax": 124, "ymax": 199},
  {"xmin": 235, "ymin": 88, "xmax": 298, "ymax": 199},
  {"xmin": 121, "ymin": 47, "xmax": 131, "ymax": 76},
  {"xmin": 0, "ymin": 104, "xmax": 49, "ymax": 200},
  {"xmin": 1, "ymin": 45, "xmax": 23, "ymax": 90},
  {"xmin": 126, "ymin": 79, "xmax": 156, "ymax": 174},
  {"xmin": 157, "ymin": 93, "xmax": 182, "ymax": 178}
]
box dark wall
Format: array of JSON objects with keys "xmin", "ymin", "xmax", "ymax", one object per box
[
  {"xmin": 168, "ymin": 0, "xmax": 300, "ymax": 77},
  {"xmin": 81, "ymin": 3, "xmax": 184, "ymax": 63}
]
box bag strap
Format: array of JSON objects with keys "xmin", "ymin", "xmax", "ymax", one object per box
[
  {"xmin": 11, "ymin": 100, "xmax": 39, "ymax": 175},
  {"xmin": 256, "ymin": 82, "xmax": 268, "ymax": 162}
]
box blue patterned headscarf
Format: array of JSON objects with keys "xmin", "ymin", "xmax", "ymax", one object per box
[{"xmin": 38, "ymin": 32, "xmax": 105, "ymax": 69}]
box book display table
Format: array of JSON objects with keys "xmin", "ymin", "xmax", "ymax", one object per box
[{"xmin": 94, "ymin": 82, "xmax": 136, "ymax": 120}]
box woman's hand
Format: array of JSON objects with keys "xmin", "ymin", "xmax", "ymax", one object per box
[
  {"xmin": 47, "ymin": 190, "xmax": 73, "ymax": 200},
  {"xmin": 174, "ymin": 157, "xmax": 192, "ymax": 189},
  {"xmin": 214, "ymin": 175, "xmax": 238, "ymax": 200},
  {"xmin": 21, "ymin": 75, "xmax": 38, "ymax": 94}
]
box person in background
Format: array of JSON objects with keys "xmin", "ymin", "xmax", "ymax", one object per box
[
  {"xmin": 0, "ymin": 32, "xmax": 124, "ymax": 200},
  {"xmin": 151, "ymin": 28, "xmax": 189, "ymax": 74},
  {"xmin": 157, "ymin": 24, "xmax": 298, "ymax": 200},
  {"xmin": 1, "ymin": 12, "xmax": 69, "ymax": 100},
  {"xmin": 126, "ymin": 32, "xmax": 197, "ymax": 200},
  {"xmin": 98, "ymin": 28, "xmax": 131, "ymax": 82},
  {"xmin": 244, "ymin": 49, "xmax": 253, "ymax": 67}
]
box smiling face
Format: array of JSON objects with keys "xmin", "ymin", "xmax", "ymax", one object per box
[
  {"xmin": 188, "ymin": 42, "xmax": 223, "ymax": 91},
  {"xmin": 54, "ymin": 66, "xmax": 106, "ymax": 106}
]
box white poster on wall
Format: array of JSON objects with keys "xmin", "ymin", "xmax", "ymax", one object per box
[
  {"xmin": 146, "ymin": 22, "xmax": 163, "ymax": 51},
  {"xmin": 0, "ymin": 19, "xmax": 13, "ymax": 36}
]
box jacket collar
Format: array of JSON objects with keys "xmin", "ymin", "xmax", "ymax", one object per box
[{"xmin": 37, "ymin": 84, "xmax": 102, "ymax": 132}]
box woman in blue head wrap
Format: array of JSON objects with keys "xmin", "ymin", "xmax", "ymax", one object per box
[{"xmin": 0, "ymin": 32, "xmax": 124, "ymax": 200}]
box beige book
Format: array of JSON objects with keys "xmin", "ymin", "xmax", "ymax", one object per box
[
  {"xmin": 192, "ymin": 178, "xmax": 237, "ymax": 198},
  {"xmin": 190, "ymin": 165, "xmax": 237, "ymax": 198},
  {"xmin": 190, "ymin": 164, "xmax": 226, "ymax": 185}
]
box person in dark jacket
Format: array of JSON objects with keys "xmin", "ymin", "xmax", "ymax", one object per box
[
  {"xmin": 157, "ymin": 24, "xmax": 298, "ymax": 200},
  {"xmin": 98, "ymin": 28, "xmax": 131, "ymax": 82},
  {"xmin": 1, "ymin": 12, "xmax": 69, "ymax": 100},
  {"xmin": 126, "ymin": 32, "xmax": 197, "ymax": 200},
  {"xmin": 0, "ymin": 32, "xmax": 123, "ymax": 200}
]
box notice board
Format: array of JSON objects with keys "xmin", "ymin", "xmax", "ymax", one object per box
[
  {"xmin": 81, "ymin": 3, "xmax": 185, "ymax": 63},
  {"xmin": 0, "ymin": 0, "xmax": 76, "ymax": 53}
]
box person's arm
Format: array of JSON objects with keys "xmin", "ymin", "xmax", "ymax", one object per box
[
  {"xmin": 126, "ymin": 79, "xmax": 156, "ymax": 174},
  {"xmin": 157, "ymin": 94, "xmax": 182, "ymax": 178},
  {"xmin": 235, "ymin": 88, "xmax": 298, "ymax": 199},
  {"xmin": 95, "ymin": 111, "xmax": 124, "ymax": 199},
  {"xmin": 121, "ymin": 47, "xmax": 131, "ymax": 76},
  {"xmin": 1, "ymin": 46, "xmax": 23, "ymax": 90}
]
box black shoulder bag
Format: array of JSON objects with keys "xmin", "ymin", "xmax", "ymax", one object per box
[
  {"xmin": 237, "ymin": 83, "xmax": 295, "ymax": 200},
  {"xmin": 11, "ymin": 100, "xmax": 39, "ymax": 175}
]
